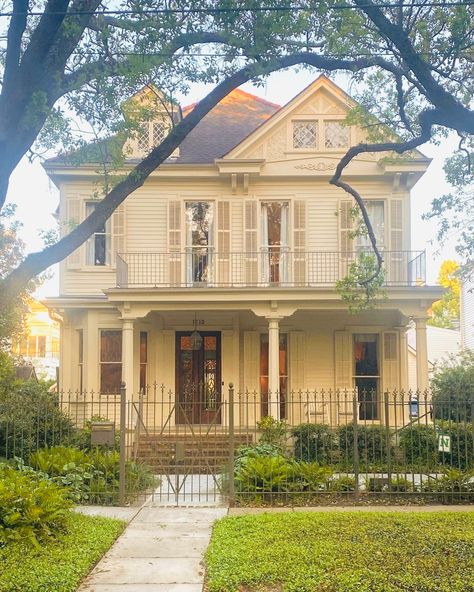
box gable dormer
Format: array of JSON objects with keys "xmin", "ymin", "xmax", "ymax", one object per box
[{"xmin": 122, "ymin": 85, "xmax": 181, "ymax": 159}]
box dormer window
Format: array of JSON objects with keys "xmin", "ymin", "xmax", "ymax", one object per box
[
  {"xmin": 292, "ymin": 120, "xmax": 318, "ymax": 149},
  {"xmin": 324, "ymin": 121, "xmax": 349, "ymax": 149},
  {"xmin": 137, "ymin": 121, "xmax": 166, "ymax": 153}
]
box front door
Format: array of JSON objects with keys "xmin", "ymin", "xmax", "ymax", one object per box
[{"xmin": 176, "ymin": 331, "xmax": 221, "ymax": 424}]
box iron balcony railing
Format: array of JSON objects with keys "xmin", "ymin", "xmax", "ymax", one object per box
[{"xmin": 116, "ymin": 248, "xmax": 426, "ymax": 289}]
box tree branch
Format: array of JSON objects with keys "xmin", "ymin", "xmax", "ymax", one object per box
[
  {"xmin": 2, "ymin": 0, "xmax": 28, "ymax": 91},
  {"xmin": 330, "ymin": 107, "xmax": 436, "ymax": 285}
]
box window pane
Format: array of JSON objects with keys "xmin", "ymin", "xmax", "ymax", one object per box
[
  {"xmin": 100, "ymin": 363, "xmax": 122, "ymax": 393},
  {"xmin": 140, "ymin": 332, "xmax": 148, "ymax": 363},
  {"xmin": 28, "ymin": 335, "xmax": 36, "ymax": 356},
  {"xmin": 357, "ymin": 201, "xmax": 385, "ymax": 249},
  {"xmin": 293, "ymin": 121, "xmax": 318, "ymax": 148},
  {"xmin": 324, "ymin": 121, "xmax": 349, "ymax": 149},
  {"xmin": 354, "ymin": 334, "xmax": 378, "ymax": 376},
  {"xmin": 100, "ymin": 330, "xmax": 122, "ymax": 362}
]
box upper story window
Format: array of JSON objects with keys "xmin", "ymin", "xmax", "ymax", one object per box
[
  {"xmin": 19, "ymin": 335, "xmax": 46, "ymax": 358},
  {"xmin": 356, "ymin": 200, "xmax": 385, "ymax": 250},
  {"xmin": 136, "ymin": 121, "xmax": 166, "ymax": 154},
  {"xmin": 86, "ymin": 202, "xmax": 110, "ymax": 266},
  {"xmin": 324, "ymin": 121, "xmax": 349, "ymax": 149},
  {"xmin": 292, "ymin": 120, "xmax": 318, "ymax": 149}
]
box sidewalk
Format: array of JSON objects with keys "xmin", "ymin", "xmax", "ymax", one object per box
[{"xmin": 78, "ymin": 506, "xmax": 227, "ymax": 592}]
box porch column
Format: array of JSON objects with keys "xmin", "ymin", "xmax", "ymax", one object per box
[
  {"xmin": 267, "ymin": 316, "xmax": 281, "ymax": 419},
  {"xmin": 414, "ymin": 316, "xmax": 429, "ymax": 393},
  {"xmin": 122, "ymin": 318, "xmax": 135, "ymax": 401}
]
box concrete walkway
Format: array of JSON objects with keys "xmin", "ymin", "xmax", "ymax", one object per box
[{"xmin": 78, "ymin": 506, "xmax": 227, "ymax": 592}]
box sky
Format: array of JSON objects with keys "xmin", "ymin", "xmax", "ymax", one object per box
[{"xmin": 6, "ymin": 67, "xmax": 458, "ymax": 299}]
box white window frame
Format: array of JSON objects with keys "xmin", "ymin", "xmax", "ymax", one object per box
[{"xmin": 85, "ymin": 201, "xmax": 111, "ymax": 266}]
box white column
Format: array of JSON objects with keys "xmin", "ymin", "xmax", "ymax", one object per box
[
  {"xmin": 414, "ymin": 316, "xmax": 429, "ymax": 392},
  {"xmin": 122, "ymin": 318, "xmax": 135, "ymax": 401},
  {"xmin": 267, "ymin": 317, "xmax": 281, "ymax": 419}
]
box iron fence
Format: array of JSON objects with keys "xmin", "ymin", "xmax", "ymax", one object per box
[{"xmin": 1, "ymin": 384, "xmax": 473, "ymax": 506}]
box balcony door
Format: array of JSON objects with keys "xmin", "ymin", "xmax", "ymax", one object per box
[
  {"xmin": 176, "ymin": 331, "xmax": 221, "ymax": 424},
  {"xmin": 185, "ymin": 201, "xmax": 214, "ymax": 284},
  {"xmin": 261, "ymin": 201, "xmax": 289, "ymax": 284}
]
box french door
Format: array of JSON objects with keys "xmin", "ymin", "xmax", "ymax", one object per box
[{"xmin": 176, "ymin": 331, "xmax": 221, "ymax": 424}]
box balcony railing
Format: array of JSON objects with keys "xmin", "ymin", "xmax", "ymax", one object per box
[{"xmin": 116, "ymin": 248, "xmax": 426, "ymax": 289}]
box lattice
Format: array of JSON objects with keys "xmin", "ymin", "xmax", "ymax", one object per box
[
  {"xmin": 324, "ymin": 121, "xmax": 349, "ymax": 149},
  {"xmin": 292, "ymin": 121, "xmax": 318, "ymax": 149},
  {"xmin": 137, "ymin": 123, "xmax": 149, "ymax": 152},
  {"xmin": 152, "ymin": 122, "xmax": 165, "ymax": 146}
]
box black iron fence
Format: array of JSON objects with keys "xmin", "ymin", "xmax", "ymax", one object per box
[{"xmin": 1, "ymin": 385, "xmax": 473, "ymax": 506}]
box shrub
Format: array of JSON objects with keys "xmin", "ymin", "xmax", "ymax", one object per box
[
  {"xmin": 329, "ymin": 475, "xmax": 356, "ymax": 492},
  {"xmin": 437, "ymin": 421, "xmax": 474, "ymax": 470},
  {"xmin": 399, "ymin": 424, "xmax": 438, "ymax": 468},
  {"xmin": 290, "ymin": 462, "xmax": 332, "ymax": 491},
  {"xmin": 0, "ymin": 464, "xmax": 72, "ymax": 547},
  {"xmin": 0, "ymin": 381, "xmax": 74, "ymax": 460},
  {"xmin": 431, "ymin": 350, "xmax": 474, "ymax": 422},
  {"xmin": 292, "ymin": 423, "xmax": 336, "ymax": 464},
  {"xmin": 30, "ymin": 445, "xmax": 155, "ymax": 504},
  {"xmin": 338, "ymin": 424, "xmax": 389, "ymax": 466},
  {"xmin": 235, "ymin": 443, "xmax": 283, "ymax": 469},
  {"xmin": 422, "ymin": 469, "xmax": 474, "ymax": 501},
  {"xmin": 257, "ymin": 416, "xmax": 288, "ymax": 451}
]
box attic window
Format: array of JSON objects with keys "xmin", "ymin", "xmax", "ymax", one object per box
[
  {"xmin": 137, "ymin": 121, "xmax": 166, "ymax": 153},
  {"xmin": 292, "ymin": 121, "xmax": 318, "ymax": 149},
  {"xmin": 324, "ymin": 121, "xmax": 349, "ymax": 149}
]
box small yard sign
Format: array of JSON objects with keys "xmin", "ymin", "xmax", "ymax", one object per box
[{"xmin": 438, "ymin": 434, "xmax": 451, "ymax": 453}]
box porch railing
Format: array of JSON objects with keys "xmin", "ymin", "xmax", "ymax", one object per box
[{"xmin": 116, "ymin": 248, "xmax": 426, "ymax": 288}]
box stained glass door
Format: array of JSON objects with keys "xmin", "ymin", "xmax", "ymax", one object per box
[{"xmin": 176, "ymin": 332, "xmax": 221, "ymax": 424}]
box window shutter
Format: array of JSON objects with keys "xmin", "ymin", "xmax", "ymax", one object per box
[
  {"xmin": 244, "ymin": 200, "xmax": 257, "ymax": 285},
  {"xmin": 65, "ymin": 198, "xmax": 82, "ymax": 269},
  {"xmin": 382, "ymin": 331, "xmax": 399, "ymax": 393},
  {"xmin": 168, "ymin": 201, "xmax": 182, "ymax": 285},
  {"xmin": 293, "ymin": 200, "xmax": 306, "ymax": 285},
  {"xmin": 389, "ymin": 199, "xmax": 404, "ymax": 283},
  {"xmin": 339, "ymin": 200, "xmax": 354, "ymax": 257},
  {"xmin": 217, "ymin": 200, "xmax": 230, "ymax": 284},
  {"xmin": 243, "ymin": 331, "xmax": 259, "ymax": 393},
  {"xmin": 111, "ymin": 204, "xmax": 126, "ymax": 266},
  {"xmin": 334, "ymin": 330, "xmax": 353, "ymax": 416},
  {"xmin": 289, "ymin": 331, "xmax": 305, "ymax": 391}
]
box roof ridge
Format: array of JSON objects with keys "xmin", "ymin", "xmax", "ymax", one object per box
[{"xmin": 182, "ymin": 87, "xmax": 281, "ymax": 112}]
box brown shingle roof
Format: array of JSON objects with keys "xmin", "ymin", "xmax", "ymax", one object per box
[
  {"xmin": 44, "ymin": 88, "xmax": 280, "ymax": 167},
  {"xmin": 176, "ymin": 89, "xmax": 280, "ymax": 163}
]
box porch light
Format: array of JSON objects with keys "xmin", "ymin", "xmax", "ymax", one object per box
[{"xmin": 190, "ymin": 313, "xmax": 203, "ymax": 350}]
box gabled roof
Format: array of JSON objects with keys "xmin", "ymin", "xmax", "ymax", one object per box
[{"xmin": 175, "ymin": 89, "xmax": 280, "ymax": 164}]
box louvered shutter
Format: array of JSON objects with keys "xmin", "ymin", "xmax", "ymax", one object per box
[
  {"xmin": 382, "ymin": 332, "xmax": 399, "ymax": 393},
  {"xmin": 217, "ymin": 201, "xmax": 230, "ymax": 285},
  {"xmin": 339, "ymin": 200, "xmax": 354, "ymax": 280},
  {"xmin": 289, "ymin": 331, "xmax": 305, "ymax": 391},
  {"xmin": 65, "ymin": 198, "xmax": 82, "ymax": 268},
  {"xmin": 244, "ymin": 200, "xmax": 257, "ymax": 285},
  {"xmin": 168, "ymin": 201, "xmax": 182, "ymax": 285},
  {"xmin": 243, "ymin": 331, "xmax": 260, "ymax": 423},
  {"xmin": 389, "ymin": 199, "xmax": 404, "ymax": 283},
  {"xmin": 334, "ymin": 330, "xmax": 353, "ymax": 416},
  {"xmin": 111, "ymin": 204, "xmax": 126, "ymax": 267},
  {"xmin": 293, "ymin": 200, "xmax": 306, "ymax": 285}
]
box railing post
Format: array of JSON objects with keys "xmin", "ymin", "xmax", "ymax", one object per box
[
  {"xmin": 352, "ymin": 392, "xmax": 360, "ymax": 499},
  {"xmin": 119, "ymin": 381, "xmax": 127, "ymax": 506},
  {"xmin": 228, "ymin": 383, "xmax": 235, "ymax": 507},
  {"xmin": 384, "ymin": 391, "xmax": 392, "ymax": 490}
]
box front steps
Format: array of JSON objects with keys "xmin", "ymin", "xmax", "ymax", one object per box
[{"xmin": 136, "ymin": 433, "xmax": 252, "ymax": 473}]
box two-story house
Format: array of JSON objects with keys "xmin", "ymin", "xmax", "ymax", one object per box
[{"xmin": 44, "ymin": 75, "xmax": 442, "ymax": 428}]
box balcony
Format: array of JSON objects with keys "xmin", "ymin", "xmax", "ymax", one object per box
[{"xmin": 116, "ymin": 248, "xmax": 426, "ymax": 289}]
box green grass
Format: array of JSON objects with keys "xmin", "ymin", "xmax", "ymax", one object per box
[
  {"xmin": 205, "ymin": 511, "xmax": 474, "ymax": 592},
  {"xmin": 0, "ymin": 511, "xmax": 125, "ymax": 592}
]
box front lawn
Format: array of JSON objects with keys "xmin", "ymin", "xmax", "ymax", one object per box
[
  {"xmin": 0, "ymin": 512, "xmax": 125, "ymax": 592},
  {"xmin": 205, "ymin": 511, "xmax": 474, "ymax": 592}
]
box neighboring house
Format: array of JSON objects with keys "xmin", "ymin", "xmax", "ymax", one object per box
[
  {"xmin": 407, "ymin": 325, "xmax": 461, "ymax": 390},
  {"xmin": 461, "ymin": 278, "xmax": 474, "ymax": 350},
  {"xmin": 44, "ymin": 76, "xmax": 442, "ymax": 427},
  {"xmin": 14, "ymin": 299, "xmax": 60, "ymax": 381}
]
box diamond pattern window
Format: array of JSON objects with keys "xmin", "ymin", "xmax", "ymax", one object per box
[
  {"xmin": 292, "ymin": 121, "xmax": 318, "ymax": 149},
  {"xmin": 137, "ymin": 123, "xmax": 149, "ymax": 152},
  {"xmin": 324, "ymin": 121, "xmax": 349, "ymax": 149}
]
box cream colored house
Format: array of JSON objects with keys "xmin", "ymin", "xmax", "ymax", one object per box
[{"xmin": 44, "ymin": 76, "xmax": 442, "ymax": 427}]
